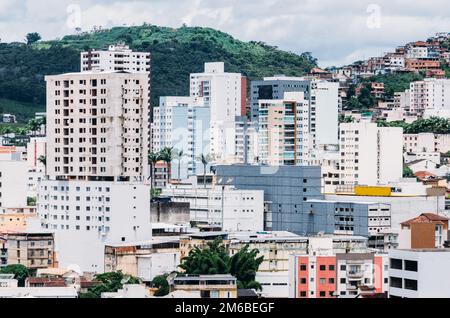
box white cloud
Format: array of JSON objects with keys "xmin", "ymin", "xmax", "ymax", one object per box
[{"xmin": 1, "ymin": 0, "xmax": 450, "ymax": 66}]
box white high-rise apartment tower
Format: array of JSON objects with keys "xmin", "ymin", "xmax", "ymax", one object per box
[
  {"xmin": 410, "ymin": 78, "xmax": 450, "ymax": 117},
  {"xmin": 190, "ymin": 62, "xmax": 247, "ymax": 163},
  {"xmin": 45, "ymin": 72, "xmax": 150, "ymax": 181},
  {"xmin": 339, "ymin": 122, "xmax": 403, "ymax": 187},
  {"xmin": 81, "ymin": 44, "xmax": 150, "ymax": 74},
  {"xmin": 38, "ymin": 70, "xmax": 152, "ymax": 273}
]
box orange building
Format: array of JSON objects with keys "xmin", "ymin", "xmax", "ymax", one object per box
[
  {"xmin": 406, "ymin": 58, "xmax": 441, "ymax": 71},
  {"xmin": 400, "ymin": 213, "xmax": 449, "ymax": 249}
]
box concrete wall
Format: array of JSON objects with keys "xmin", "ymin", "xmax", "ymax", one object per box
[{"xmin": 150, "ymin": 202, "xmax": 190, "ymax": 225}]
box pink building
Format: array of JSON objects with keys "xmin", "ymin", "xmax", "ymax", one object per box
[{"xmin": 290, "ymin": 253, "xmax": 389, "ymax": 298}]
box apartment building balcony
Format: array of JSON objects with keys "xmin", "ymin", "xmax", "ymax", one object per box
[
  {"xmin": 347, "ymin": 270, "xmax": 364, "ymax": 278},
  {"xmin": 346, "ymin": 284, "xmax": 358, "ymax": 291}
]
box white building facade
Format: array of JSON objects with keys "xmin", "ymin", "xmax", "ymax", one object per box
[
  {"xmin": 81, "ymin": 44, "xmax": 151, "ymax": 74},
  {"xmin": 190, "ymin": 62, "xmax": 247, "ymax": 164},
  {"xmin": 339, "ymin": 122, "xmax": 403, "ymax": 186},
  {"xmin": 152, "ymin": 96, "xmax": 210, "ymax": 179},
  {"xmin": 161, "ymin": 186, "xmax": 264, "ymax": 232},
  {"xmin": 38, "ymin": 70, "xmax": 152, "ymax": 273},
  {"xmin": 389, "ymin": 249, "xmax": 450, "ymax": 298},
  {"xmin": 410, "ymin": 78, "xmax": 450, "ymax": 117},
  {"xmin": 45, "ymin": 71, "xmax": 150, "ymax": 181},
  {"xmin": 37, "ymin": 180, "xmax": 151, "ymax": 273}
]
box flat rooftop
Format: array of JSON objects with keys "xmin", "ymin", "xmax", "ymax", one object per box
[
  {"xmin": 395, "ymin": 248, "xmax": 450, "ymax": 253},
  {"xmin": 106, "ymin": 236, "xmax": 181, "ymax": 248}
]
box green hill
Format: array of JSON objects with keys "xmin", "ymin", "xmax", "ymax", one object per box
[{"xmin": 0, "ymin": 24, "xmax": 317, "ymax": 122}]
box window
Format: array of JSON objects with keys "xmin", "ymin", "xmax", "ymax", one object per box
[
  {"xmin": 329, "ymin": 265, "xmax": 335, "ymax": 271},
  {"xmin": 319, "ymin": 291, "xmax": 326, "ymax": 297},
  {"xmin": 340, "ymin": 278, "xmax": 346, "ymax": 284},
  {"xmin": 319, "ymin": 265, "xmax": 326, "ymax": 271},
  {"xmin": 390, "ymin": 258, "xmax": 403, "ymax": 270},
  {"xmin": 300, "ymin": 278, "xmax": 307, "ymax": 285},
  {"xmin": 300, "ymin": 264, "xmax": 307, "ymax": 271},
  {"xmin": 340, "ymin": 265, "xmax": 346, "ymax": 271},
  {"xmin": 319, "ymin": 278, "xmax": 326, "ymax": 285},
  {"xmin": 390, "ymin": 277, "xmax": 402, "ymax": 289},
  {"xmin": 404, "ymin": 260, "xmax": 418, "ymax": 272},
  {"xmin": 404, "ymin": 279, "xmax": 418, "ymax": 291},
  {"xmin": 300, "ymin": 291, "xmax": 307, "ymax": 297}
]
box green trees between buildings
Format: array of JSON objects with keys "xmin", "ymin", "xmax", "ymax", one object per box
[
  {"xmin": 0, "ymin": 264, "xmax": 30, "ymax": 287},
  {"xmin": 377, "ymin": 117, "xmax": 450, "ymax": 134},
  {"xmin": 79, "ymin": 271, "xmax": 140, "ymax": 298},
  {"xmin": 179, "ymin": 238, "xmax": 264, "ymax": 290}
]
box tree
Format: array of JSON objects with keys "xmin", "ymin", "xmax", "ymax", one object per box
[
  {"xmin": 79, "ymin": 271, "xmax": 141, "ymax": 298},
  {"xmin": 173, "ymin": 149, "xmax": 185, "ymax": 181},
  {"xmin": 403, "ymin": 166, "xmax": 415, "ymax": 178},
  {"xmin": 17, "ymin": 127, "xmax": 29, "ymax": 136},
  {"xmin": 358, "ymin": 83, "xmax": 376, "ymax": 109},
  {"xmin": 27, "ymin": 197, "xmax": 37, "ymax": 206},
  {"xmin": 150, "ymin": 274, "xmax": 170, "ymax": 297},
  {"xmin": 28, "ymin": 119, "xmax": 40, "ymax": 136},
  {"xmin": 179, "ymin": 238, "xmax": 263, "ymax": 290},
  {"xmin": 38, "ymin": 155, "xmax": 47, "ymax": 176},
  {"xmin": 300, "ymin": 52, "xmax": 318, "ymax": 67},
  {"xmin": 0, "ymin": 264, "xmax": 30, "ymax": 287},
  {"xmin": 197, "ymin": 154, "xmax": 211, "ymax": 189},
  {"xmin": 148, "ymin": 152, "xmax": 161, "ymax": 191},
  {"xmin": 26, "ymin": 32, "xmax": 41, "ymax": 45},
  {"xmin": 179, "ymin": 238, "xmax": 230, "ymax": 275},
  {"xmin": 151, "ymin": 188, "xmax": 161, "ymax": 199},
  {"xmin": 159, "ymin": 147, "xmax": 174, "ymax": 184},
  {"xmin": 339, "ymin": 114, "xmax": 354, "ymax": 123},
  {"xmin": 229, "ymin": 245, "xmax": 264, "ymax": 290}
]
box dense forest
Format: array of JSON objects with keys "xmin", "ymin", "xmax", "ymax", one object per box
[{"xmin": 0, "ymin": 24, "xmax": 317, "ymax": 122}]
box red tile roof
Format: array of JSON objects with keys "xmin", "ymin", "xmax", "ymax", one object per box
[
  {"xmin": 401, "ymin": 213, "xmax": 449, "ymax": 227},
  {"xmin": 27, "ymin": 277, "xmax": 66, "ymax": 287},
  {"xmin": 414, "ymin": 171, "xmax": 438, "ymax": 180}
]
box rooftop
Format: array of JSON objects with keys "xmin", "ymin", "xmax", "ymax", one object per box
[
  {"xmin": 401, "ymin": 213, "xmax": 449, "ymax": 227},
  {"xmin": 174, "ymin": 274, "xmax": 236, "ymax": 282}
]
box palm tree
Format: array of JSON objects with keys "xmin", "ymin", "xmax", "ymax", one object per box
[
  {"xmin": 28, "ymin": 119, "xmax": 40, "ymax": 137},
  {"xmin": 173, "ymin": 149, "xmax": 185, "ymax": 181},
  {"xmin": 159, "ymin": 147, "xmax": 174, "ymax": 184},
  {"xmin": 38, "ymin": 155, "xmax": 47, "ymax": 176},
  {"xmin": 148, "ymin": 152, "xmax": 161, "ymax": 191},
  {"xmin": 17, "ymin": 127, "xmax": 29, "ymax": 136},
  {"xmin": 197, "ymin": 154, "xmax": 211, "ymax": 189},
  {"xmin": 2, "ymin": 127, "xmax": 12, "ymax": 135}
]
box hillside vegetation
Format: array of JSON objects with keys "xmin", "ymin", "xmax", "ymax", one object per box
[{"xmin": 0, "ymin": 24, "xmax": 317, "ymax": 122}]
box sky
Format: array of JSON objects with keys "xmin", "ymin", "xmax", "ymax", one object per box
[{"xmin": 1, "ymin": 0, "xmax": 450, "ymax": 67}]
